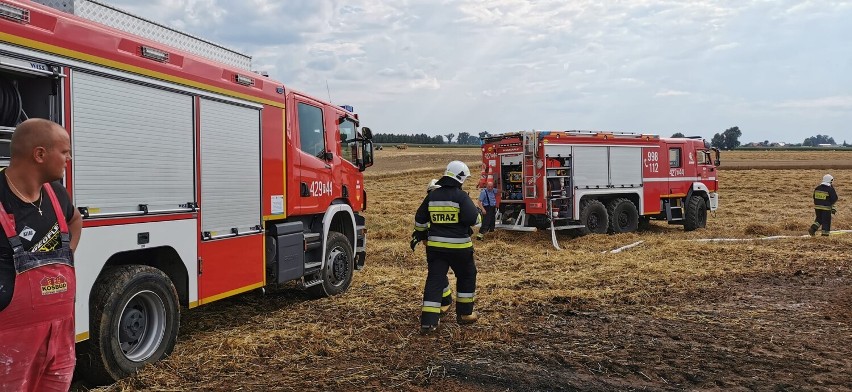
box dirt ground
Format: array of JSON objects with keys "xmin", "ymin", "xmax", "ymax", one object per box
[{"xmin": 83, "ymin": 148, "xmax": 852, "ymax": 391}]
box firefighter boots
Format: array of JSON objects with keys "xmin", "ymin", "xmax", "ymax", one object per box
[
  {"xmin": 457, "ymin": 312, "xmax": 479, "ymax": 325},
  {"xmin": 808, "ymin": 223, "xmax": 819, "ymax": 236},
  {"xmin": 420, "ymin": 322, "xmax": 438, "ymax": 335}
]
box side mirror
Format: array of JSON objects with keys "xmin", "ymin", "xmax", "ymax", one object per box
[
  {"xmin": 359, "ymin": 140, "xmax": 374, "ymax": 171},
  {"xmin": 362, "ymin": 127, "xmax": 373, "ymax": 140}
]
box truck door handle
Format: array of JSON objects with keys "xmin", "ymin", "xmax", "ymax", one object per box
[{"xmin": 300, "ymin": 182, "xmax": 310, "ymax": 197}]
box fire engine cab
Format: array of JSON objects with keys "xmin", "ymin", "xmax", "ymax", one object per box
[
  {"xmin": 0, "ymin": 0, "xmax": 374, "ymax": 383},
  {"xmin": 480, "ymin": 130, "xmax": 720, "ymax": 247}
]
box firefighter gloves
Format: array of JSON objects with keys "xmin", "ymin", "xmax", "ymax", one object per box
[{"xmin": 410, "ymin": 230, "xmax": 427, "ymax": 251}]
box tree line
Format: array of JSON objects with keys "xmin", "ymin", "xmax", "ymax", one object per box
[
  {"xmin": 372, "ymin": 131, "xmax": 492, "ymax": 145},
  {"xmin": 373, "ymin": 127, "xmax": 845, "ymax": 148},
  {"xmin": 674, "ymin": 127, "xmax": 845, "ymax": 149}
]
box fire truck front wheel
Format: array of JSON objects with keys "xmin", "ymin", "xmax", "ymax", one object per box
[
  {"xmin": 579, "ymin": 199, "xmax": 609, "ymax": 235},
  {"xmin": 80, "ymin": 265, "xmax": 180, "ymax": 384},
  {"xmin": 308, "ymin": 231, "xmax": 354, "ymax": 298},
  {"xmin": 684, "ymin": 195, "xmax": 708, "ymax": 231}
]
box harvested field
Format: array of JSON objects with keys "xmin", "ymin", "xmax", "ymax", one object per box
[
  {"xmin": 721, "ymin": 150, "xmax": 852, "ymax": 170},
  {"xmin": 87, "ymin": 149, "xmax": 851, "ymax": 391}
]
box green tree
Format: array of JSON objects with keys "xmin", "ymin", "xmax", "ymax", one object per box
[
  {"xmin": 671, "ymin": 132, "xmax": 685, "ymax": 138},
  {"xmin": 710, "ymin": 126, "xmax": 742, "ymax": 150},
  {"xmin": 445, "ymin": 133, "xmax": 455, "ymax": 144},
  {"xmin": 710, "ymin": 133, "xmax": 725, "ymax": 149},
  {"xmin": 724, "ymin": 127, "xmax": 742, "ymax": 149},
  {"xmin": 803, "ymin": 134, "xmax": 836, "ymax": 146}
]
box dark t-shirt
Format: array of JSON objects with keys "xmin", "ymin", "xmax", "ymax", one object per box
[{"xmin": 0, "ymin": 171, "xmax": 75, "ymax": 312}]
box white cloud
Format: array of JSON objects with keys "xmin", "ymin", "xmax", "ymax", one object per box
[
  {"xmin": 777, "ymin": 96, "xmax": 852, "ymax": 110},
  {"xmin": 656, "ymin": 89, "xmax": 690, "ymax": 97},
  {"xmin": 409, "ymin": 76, "xmax": 440, "ymax": 90},
  {"xmin": 89, "ymin": 0, "xmax": 852, "ymax": 142}
]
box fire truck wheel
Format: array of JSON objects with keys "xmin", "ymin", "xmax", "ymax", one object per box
[
  {"xmin": 308, "ymin": 231, "xmax": 354, "ymax": 298},
  {"xmin": 684, "ymin": 195, "xmax": 708, "ymax": 231},
  {"xmin": 579, "ymin": 199, "xmax": 609, "ymax": 235},
  {"xmin": 79, "ymin": 265, "xmax": 180, "ymax": 384},
  {"xmin": 607, "ymin": 198, "xmax": 639, "ymax": 234}
]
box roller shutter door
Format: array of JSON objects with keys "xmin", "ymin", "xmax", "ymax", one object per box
[
  {"xmin": 199, "ymin": 98, "xmax": 261, "ymax": 238},
  {"xmin": 71, "ymin": 72, "xmax": 195, "ymax": 215},
  {"xmin": 609, "ymin": 147, "xmax": 642, "ymax": 187},
  {"xmin": 572, "ymin": 146, "xmax": 608, "ymax": 188}
]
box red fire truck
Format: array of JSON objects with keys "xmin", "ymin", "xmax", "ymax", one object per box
[
  {"xmin": 479, "ymin": 130, "xmax": 719, "ymax": 247},
  {"xmin": 0, "ymin": 0, "xmax": 374, "ymax": 382}
]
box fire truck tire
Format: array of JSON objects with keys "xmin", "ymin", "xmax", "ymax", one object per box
[
  {"xmin": 607, "ymin": 198, "xmax": 639, "ymax": 233},
  {"xmin": 579, "ymin": 199, "xmax": 609, "ymax": 235},
  {"xmin": 79, "ymin": 265, "xmax": 180, "ymax": 384},
  {"xmin": 684, "ymin": 195, "xmax": 708, "ymax": 231},
  {"xmin": 308, "ymin": 231, "xmax": 354, "ymax": 298}
]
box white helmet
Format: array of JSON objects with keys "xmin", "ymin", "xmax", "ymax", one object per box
[
  {"xmin": 426, "ymin": 178, "xmax": 440, "ymax": 193},
  {"xmin": 823, "ymin": 174, "xmax": 834, "ymax": 185},
  {"xmin": 444, "ymin": 160, "xmax": 470, "ymax": 184}
]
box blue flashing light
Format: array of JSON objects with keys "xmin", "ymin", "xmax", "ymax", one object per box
[{"xmin": 340, "ymin": 105, "xmax": 354, "ymax": 112}]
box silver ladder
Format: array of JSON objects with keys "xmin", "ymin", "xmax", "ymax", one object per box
[{"xmin": 522, "ymin": 131, "xmax": 538, "ymax": 198}]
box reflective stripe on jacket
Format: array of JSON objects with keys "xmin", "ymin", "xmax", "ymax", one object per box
[
  {"xmin": 414, "ymin": 176, "xmax": 480, "ymax": 251},
  {"xmin": 813, "ymin": 184, "xmax": 837, "ymax": 210}
]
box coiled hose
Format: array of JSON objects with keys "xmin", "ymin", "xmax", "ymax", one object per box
[{"xmin": 0, "ymin": 77, "xmax": 23, "ymax": 127}]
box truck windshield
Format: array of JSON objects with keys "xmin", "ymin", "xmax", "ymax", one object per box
[{"xmin": 339, "ymin": 119, "xmax": 357, "ymax": 165}]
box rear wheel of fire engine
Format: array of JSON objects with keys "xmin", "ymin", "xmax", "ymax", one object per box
[
  {"xmin": 308, "ymin": 231, "xmax": 354, "ymax": 298},
  {"xmin": 607, "ymin": 198, "xmax": 639, "ymax": 234},
  {"xmin": 79, "ymin": 265, "xmax": 180, "ymax": 385},
  {"xmin": 684, "ymin": 195, "xmax": 708, "ymax": 231},
  {"xmin": 579, "ymin": 199, "xmax": 609, "ymax": 235}
]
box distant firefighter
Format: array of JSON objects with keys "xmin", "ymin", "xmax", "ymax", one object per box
[
  {"xmin": 412, "ymin": 161, "xmax": 481, "ymax": 335},
  {"xmin": 809, "ymin": 174, "xmax": 838, "ymax": 236}
]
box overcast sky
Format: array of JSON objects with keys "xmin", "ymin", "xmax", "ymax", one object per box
[{"xmin": 97, "ymin": 0, "xmax": 852, "ymax": 144}]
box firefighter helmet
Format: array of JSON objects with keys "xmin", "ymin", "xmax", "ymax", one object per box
[
  {"xmin": 823, "ymin": 174, "xmax": 834, "ymax": 184},
  {"xmin": 444, "ymin": 161, "xmax": 470, "ymax": 184},
  {"xmin": 426, "ymin": 178, "xmax": 440, "ymax": 193}
]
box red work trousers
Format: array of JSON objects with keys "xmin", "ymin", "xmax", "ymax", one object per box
[{"xmin": 0, "ymin": 263, "xmax": 76, "ymax": 392}]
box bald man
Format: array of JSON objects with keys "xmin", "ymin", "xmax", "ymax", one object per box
[{"xmin": 0, "ymin": 119, "xmax": 82, "ymax": 391}]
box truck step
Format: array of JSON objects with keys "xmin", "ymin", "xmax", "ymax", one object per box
[
  {"xmin": 304, "ymin": 233, "xmax": 322, "ymax": 252},
  {"xmin": 300, "ymin": 278, "xmax": 323, "ymax": 289},
  {"xmin": 666, "ymin": 204, "xmax": 684, "ymax": 221},
  {"xmin": 304, "ymin": 261, "xmax": 322, "ymax": 274},
  {"xmin": 546, "ymin": 224, "xmax": 587, "ymax": 231},
  {"xmin": 494, "ymin": 224, "xmax": 537, "ymax": 232}
]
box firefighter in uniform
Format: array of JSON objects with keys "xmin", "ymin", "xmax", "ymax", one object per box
[
  {"xmin": 0, "ymin": 119, "xmax": 82, "ymax": 392},
  {"xmin": 809, "ymin": 174, "xmax": 838, "ymax": 237},
  {"xmin": 410, "ymin": 179, "xmax": 454, "ymax": 317},
  {"xmin": 413, "ymin": 161, "xmax": 481, "ymax": 334}
]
